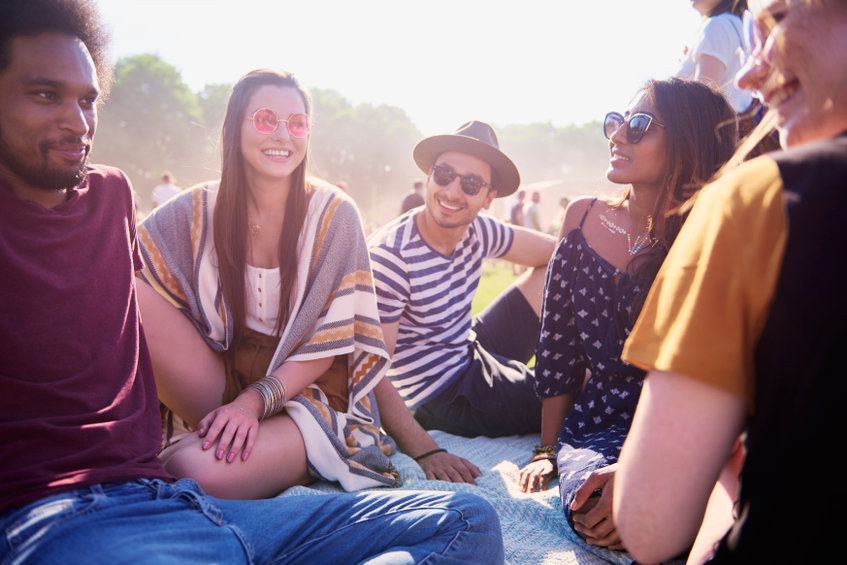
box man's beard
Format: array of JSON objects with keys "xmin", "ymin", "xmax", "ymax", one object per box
[{"xmin": 0, "ymin": 126, "xmax": 89, "ymax": 191}]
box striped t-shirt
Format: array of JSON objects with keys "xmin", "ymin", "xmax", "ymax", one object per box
[{"xmin": 368, "ymin": 210, "xmax": 514, "ymax": 407}]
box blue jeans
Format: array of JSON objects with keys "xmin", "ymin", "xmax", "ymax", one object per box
[{"xmin": 0, "ymin": 479, "xmax": 503, "ymax": 564}]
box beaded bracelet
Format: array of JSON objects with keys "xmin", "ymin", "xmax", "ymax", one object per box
[
  {"xmin": 532, "ymin": 444, "xmax": 557, "ymax": 458},
  {"xmin": 414, "ymin": 448, "xmax": 447, "ymax": 462}
]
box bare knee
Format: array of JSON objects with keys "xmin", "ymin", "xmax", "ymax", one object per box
[
  {"xmin": 160, "ymin": 421, "xmax": 311, "ymax": 499},
  {"xmin": 159, "ymin": 434, "xmax": 210, "ymax": 481},
  {"xmin": 162, "ymin": 437, "xmax": 246, "ymax": 498}
]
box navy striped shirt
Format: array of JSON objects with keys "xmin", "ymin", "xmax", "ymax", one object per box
[{"xmin": 368, "ymin": 210, "xmax": 513, "ymax": 407}]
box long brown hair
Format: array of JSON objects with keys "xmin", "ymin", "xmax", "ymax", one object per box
[
  {"xmin": 621, "ymin": 78, "xmax": 738, "ymax": 315},
  {"xmin": 212, "ymin": 69, "xmax": 312, "ymax": 344}
]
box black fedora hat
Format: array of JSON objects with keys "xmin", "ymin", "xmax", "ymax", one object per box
[{"xmin": 413, "ymin": 120, "xmax": 520, "ymax": 197}]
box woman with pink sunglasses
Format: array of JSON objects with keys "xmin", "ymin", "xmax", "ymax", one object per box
[
  {"xmin": 134, "ymin": 69, "xmax": 400, "ymax": 498},
  {"xmin": 518, "ymin": 78, "xmax": 736, "ymax": 561}
]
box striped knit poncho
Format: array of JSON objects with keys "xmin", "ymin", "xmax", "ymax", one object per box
[{"xmin": 138, "ymin": 181, "xmax": 399, "ymax": 490}]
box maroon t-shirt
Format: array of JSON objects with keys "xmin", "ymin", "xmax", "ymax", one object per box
[{"xmin": 0, "ymin": 165, "xmax": 172, "ymax": 512}]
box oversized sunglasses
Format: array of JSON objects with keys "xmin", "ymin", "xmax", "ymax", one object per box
[
  {"xmin": 430, "ymin": 162, "xmax": 492, "ymax": 196},
  {"xmin": 248, "ymin": 108, "xmax": 311, "ymax": 138},
  {"xmin": 603, "ymin": 112, "xmax": 665, "ymax": 144}
]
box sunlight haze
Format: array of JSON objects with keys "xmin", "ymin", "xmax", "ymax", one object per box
[{"xmin": 96, "ymin": 0, "xmax": 701, "ymax": 135}]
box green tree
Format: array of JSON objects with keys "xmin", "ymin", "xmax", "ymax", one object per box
[
  {"xmin": 309, "ymin": 89, "xmax": 421, "ymax": 227},
  {"xmin": 194, "ymin": 82, "xmax": 233, "ymax": 181},
  {"xmin": 91, "ymin": 54, "xmax": 207, "ymax": 210}
]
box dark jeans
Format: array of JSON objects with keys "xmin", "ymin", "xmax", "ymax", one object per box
[{"xmin": 413, "ymin": 286, "xmax": 542, "ymax": 437}]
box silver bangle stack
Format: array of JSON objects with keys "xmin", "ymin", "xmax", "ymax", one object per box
[{"xmin": 245, "ymin": 375, "xmax": 287, "ymax": 420}]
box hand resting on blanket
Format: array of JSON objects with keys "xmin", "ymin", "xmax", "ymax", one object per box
[
  {"xmin": 374, "ymin": 378, "xmax": 481, "ymax": 484},
  {"xmin": 517, "ymin": 457, "xmax": 556, "ymax": 493},
  {"xmin": 417, "ymin": 449, "xmax": 481, "ymax": 484}
]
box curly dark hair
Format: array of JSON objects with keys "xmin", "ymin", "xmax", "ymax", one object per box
[{"xmin": 0, "ymin": 0, "xmax": 112, "ymax": 96}]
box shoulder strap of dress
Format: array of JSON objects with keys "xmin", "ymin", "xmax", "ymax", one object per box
[{"xmin": 579, "ymin": 198, "xmax": 597, "ymax": 229}]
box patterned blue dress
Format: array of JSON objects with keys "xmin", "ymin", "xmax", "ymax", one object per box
[{"xmin": 534, "ymin": 200, "xmax": 647, "ymax": 519}]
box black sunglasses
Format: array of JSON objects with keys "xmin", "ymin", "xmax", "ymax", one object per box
[
  {"xmin": 603, "ymin": 111, "xmax": 665, "ymax": 144},
  {"xmin": 430, "ymin": 162, "xmax": 492, "ymax": 196}
]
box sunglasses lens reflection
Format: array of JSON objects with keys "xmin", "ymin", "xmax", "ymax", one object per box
[
  {"xmin": 604, "ymin": 113, "xmax": 623, "ymax": 140},
  {"xmin": 287, "ymin": 114, "xmax": 310, "ymax": 138},
  {"xmin": 432, "ymin": 164, "xmax": 455, "ymax": 187},
  {"xmin": 628, "ymin": 115, "xmax": 650, "ymax": 143},
  {"xmin": 461, "ymin": 178, "xmax": 484, "ymax": 195},
  {"xmin": 253, "ymin": 108, "xmax": 278, "ymax": 133}
]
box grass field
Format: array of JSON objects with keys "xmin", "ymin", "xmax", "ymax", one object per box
[{"xmin": 471, "ymin": 260, "xmax": 521, "ymax": 314}]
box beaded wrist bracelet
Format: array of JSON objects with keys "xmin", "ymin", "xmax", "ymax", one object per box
[
  {"xmin": 530, "ymin": 444, "xmax": 557, "ymax": 464},
  {"xmin": 532, "ymin": 444, "xmax": 557, "ymax": 458}
]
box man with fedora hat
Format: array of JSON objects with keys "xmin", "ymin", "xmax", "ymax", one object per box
[{"xmin": 369, "ymin": 121, "xmax": 556, "ymax": 457}]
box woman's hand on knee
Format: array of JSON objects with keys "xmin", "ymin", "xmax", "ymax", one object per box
[{"xmin": 197, "ymin": 394, "xmax": 262, "ymax": 463}]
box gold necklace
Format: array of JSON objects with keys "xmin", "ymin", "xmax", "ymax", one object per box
[
  {"xmin": 249, "ymin": 222, "xmax": 261, "ymax": 236},
  {"xmin": 598, "ymin": 213, "xmax": 653, "ymax": 256}
]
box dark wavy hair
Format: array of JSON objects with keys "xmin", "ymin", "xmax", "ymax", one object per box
[
  {"xmin": 620, "ymin": 78, "xmax": 738, "ymax": 317},
  {"xmin": 0, "ymin": 0, "xmax": 112, "ymax": 97},
  {"xmin": 213, "ymin": 69, "xmax": 312, "ymax": 344}
]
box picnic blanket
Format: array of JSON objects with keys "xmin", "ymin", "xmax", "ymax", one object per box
[{"xmin": 279, "ymin": 431, "xmax": 638, "ymax": 565}]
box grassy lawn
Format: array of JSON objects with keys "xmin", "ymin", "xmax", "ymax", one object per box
[{"xmin": 472, "ymin": 260, "xmax": 521, "ymax": 314}]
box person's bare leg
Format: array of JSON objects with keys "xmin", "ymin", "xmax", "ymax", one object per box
[
  {"xmin": 136, "ymin": 279, "xmax": 226, "ymax": 428},
  {"xmin": 159, "ymin": 414, "xmax": 311, "ymax": 499}
]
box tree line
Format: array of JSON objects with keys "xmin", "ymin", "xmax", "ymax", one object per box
[{"xmin": 91, "ymin": 54, "xmax": 613, "ymax": 227}]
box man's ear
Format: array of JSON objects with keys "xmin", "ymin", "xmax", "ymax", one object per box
[{"xmin": 482, "ymin": 190, "xmax": 498, "ymax": 209}]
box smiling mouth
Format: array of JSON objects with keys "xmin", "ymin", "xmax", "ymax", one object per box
[
  {"xmin": 263, "ymin": 148, "xmax": 291, "ymax": 158},
  {"xmin": 437, "ymin": 197, "xmax": 463, "ymax": 211},
  {"xmin": 765, "ymin": 79, "xmax": 799, "ymax": 109},
  {"xmin": 49, "ymin": 144, "xmax": 89, "ymax": 161}
]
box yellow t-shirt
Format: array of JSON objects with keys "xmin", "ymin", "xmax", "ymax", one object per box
[{"xmin": 621, "ymin": 157, "xmax": 788, "ymax": 403}]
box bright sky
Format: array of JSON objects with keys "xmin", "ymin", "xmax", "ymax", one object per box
[{"xmin": 96, "ymin": 0, "xmax": 702, "ymax": 136}]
